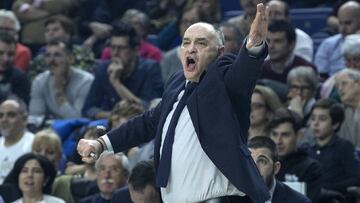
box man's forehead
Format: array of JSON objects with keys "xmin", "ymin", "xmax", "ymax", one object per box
[
  {"xmin": 249, "ymin": 147, "xmax": 272, "ymax": 159},
  {"xmin": 0, "ymin": 101, "xmax": 20, "ymax": 111},
  {"xmin": 184, "ymin": 23, "xmax": 216, "ymax": 37}
]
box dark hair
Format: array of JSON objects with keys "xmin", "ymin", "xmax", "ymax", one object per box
[
  {"xmin": 46, "ymin": 38, "xmax": 73, "ymax": 54},
  {"xmin": 266, "ymin": 108, "xmax": 302, "ymax": 134},
  {"xmin": 111, "ymin": 21, "xmax": 140, "ymax": 48},
  {"xmin": 268, "ymin": 20, "xmax": 296, "ymax": 43},
  {"xmin": 4, "ymin": 153, "xmax": 56, "ymax": 195},
  {"xmin": 44, "ymin": 15, "xmax": 75, "ymax": 36},
  {"xmin": 128, "ymin": 160, "xmax": 155, "ymax": 191},
  {"xmin": 248, "ymin": 136, "xmax": 278, "ymax": 162},
  {"xmin": 311, "ymin": 98, "xmax": 345, "ymax": 132},
  {"xmin": 220, "ymin": 22, "xmax": 245, "ymax": 45},
  {"xmin": 0, "ymin": 33, "xmax": 16, "ymax": 45}
]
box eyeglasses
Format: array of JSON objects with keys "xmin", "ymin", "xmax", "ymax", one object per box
[
  {"xmin": 289, "ymin": 84, "xmax": 312, "ymax": 92},
  {"xmin": 251, "ymin": 102, "xmax": 266, "ymax": 111},
  {"xmin": 44, "ymin": 52, "xmax": 66, "ymax": 60},
  {"xmin": 110, "ymin": 44, "xmax": 130, "ymax": 52}
]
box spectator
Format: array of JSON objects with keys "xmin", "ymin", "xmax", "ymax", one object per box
[
  {"xmin": 79, "ymin": 152, "xmax": 130, "ymax": 203},
  {"xmin": 335, "ymin": 69, "xmax": 360, "ymax": 147},
  {"xmin": 0, "ymin": 99, "xmax": 34, "ymax": 184},
  {"xmin": 261, "ymin": 20, "xmax": 317, "ymax": 84},
  {"xmin": 248, "ymin": 136, "xmax": 311, "ymax": 203},
  {"xmin": 0, "ymin": 9, "xmax": 31, "ymax": 72},
  {"xmin": 228, "ymin": 0, "xmax": 267, "ymax": 36},
  {"xmin": 249, "ymin": 85, "xmax": 283, "ymax": 139},
  {"xmin": 220, "ymin": 22, "xmax": 245, "ymax": 55},
  {"xmin": 267, "ymin": 109, "xmax": 323, "ymax": 202},
  {"xmin": 305, "ymin": 98, "xmax": 360, "ymax": 202},
  {"xmin": 266, "ymin": 0, "xmax": 313, "ymax": 62},
  {"xmin": 101, "ymin": 9, "xmax": 162, "ymax": 63},
  {"xmin": 31, "ymin": 129, "xmax": 62, "ymax": 172},
  {"xmin": 82, "ymin": 22, "xmax": 163, "ymax": 119},
  {"xmin": 160, "ymin": 7, "xmax": 200, "ymax": 82},
  {"xmin": 287, "ymin": 67, "xmax": 319, "ymax": 124},
  {"xmin": 5, "ymin": 153, "xmax": 64, "ymax": 203},
  {"xmin": 29, "ymin": 39, "xmax": 94, "ymax": 121},
  {"xmin": 195, "ymin": 0, "xmax": 221, "ymax": 24},
  {"xmin": 0, "ymin": 33, "xmax": 30, "ymax": 104},
  {"xmin": 314, "ymin": 1, "xmax": 360, "ymax": 79},
  {"xmin": 30, "ymin": 15, "xmax": 95, "ymax": 80}
]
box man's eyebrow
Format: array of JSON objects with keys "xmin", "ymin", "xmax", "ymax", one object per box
[{"xmin": 195, "ymin": 38, "xmax": 207, "ymax": 42}]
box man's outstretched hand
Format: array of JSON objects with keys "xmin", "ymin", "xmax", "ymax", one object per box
[{"xmin": 246, "ymin": 3, "xmax": 269, "ymax": 49}]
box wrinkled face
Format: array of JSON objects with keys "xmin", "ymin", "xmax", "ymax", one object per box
[
  {"xmin": 288, "ymin": 79, "xmax": 314, "ymax": 103},
  {"xmin": 18, "ymin": 159, "xmax": 45, "ymax": 196},
  {"xmin": 338, "ymin": 8, "xmax": 360, "ymax": 36},
  {"xmin": 129, "ymin": 184, "xmax": 159, "ymax": 203},
  {"xmin": 0, "ymin": 101, "xmax": 25, "ymax": 138},
  {"xmin": 250, "ymin": 92, "xmax": 268, "ymax": 126},
  {"xmin": 240, "ymin": 0, "xmax": 265, "ymax": 16},
  {"xmin": 221, "ymin": 26, "xmax": 241, "ymax": 54},
  {"xmin": 335, "ymin": 73, "xmax": 360, "ymax": 105},
  {"xmin": 270, "ymin": 122, "xmax": 297, "ymax": 159},
  {"xmin": 267, "ymin": 31, "xmax": 294, "ymax": 62},
  {"xmin": 179, "ymin": 9, "xmax": 200, "ymax": 38},
  {"xmin": 45, "ymin": 44, "xmax": 71, "ymax": 75},
  {"xmin": 44, "ymin": 22, "xmax": 70, "ymax": 42},
  {"xmin": 110, "ymin": 36, "xmax": 137, "ymax": 67},
  {"xmin": 310, "ymin": 108, "xmax": 335, "ymax": 140},
  {"xmin": 0, "ymin": 17, "xmax": 17, "ymax": 36},
  {"xmin": 267, "ymin": 1, "xmax": 287, "ymax": 23},
  {"xmin": 32, "ymin": 143, "xmax": 60, "ymax": 167},
  {"xmin": 249, "ymin": 147, "xmax": 277, "ymax": 187},
  {"xmin": 97, "ymin": 155, "xmax": 127, "ymax": 196},
  {"xmin": 0, "ymin": 41, "xmax": 15, "ymax": 71},
  {"xmin": 181, "ymin": 23, "xmax": 222, "ymax": 82}
]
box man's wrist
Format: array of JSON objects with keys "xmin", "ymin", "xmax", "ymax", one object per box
[{"xmin": 96, "ymin": 137, "xmax": 107, "ymax": 153}]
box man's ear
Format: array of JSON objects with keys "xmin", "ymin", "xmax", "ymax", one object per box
[
  {"xmin": 274, "ymin": 161, "xmax": 281, "ymax": 175},
  {"xmin": 332, "ymin": 122, "xmax": 340, "ymax": 131},
  {"xmin": 218, "ymin": 46, "xmax": 225, "ymax": 56}
]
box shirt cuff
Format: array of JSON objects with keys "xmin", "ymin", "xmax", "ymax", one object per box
[
  {"xmin": 247, "ymin": 41, "xmax": 265, "ymax": 56},
  {"xmin": 101, "ymin": 134, "xmax": 114, "ymax": 153}
]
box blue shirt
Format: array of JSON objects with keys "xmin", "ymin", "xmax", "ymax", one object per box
[
  {"xmin": 314, "ymin": 34, "xmax": 345, "ymax": 76},
  {"xmin": 82, "ymin": 57, "xmax": 164, "ymax": 118}
]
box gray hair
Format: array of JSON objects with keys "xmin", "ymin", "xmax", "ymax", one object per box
[
  {"xmin": 0, "ymin": 9, "xmax": 20, "ymax": 31},
  {"xmin": 122, "ymin": 9, "xmax": 150, "ymax": 29},
  {"xmin": 336, "ymin": 68, "xmax": 360, "ymax": 82},
  {"xmin": 342, "ymin": 34, "xmax": 360, "ymax": 59},
  {"xmin": 95, "ymin": 152, "xmax": 131, "ymax": 175},
  {"xmin": 287, "ymin": 66, "xmax": 319, "ymax": 91}
]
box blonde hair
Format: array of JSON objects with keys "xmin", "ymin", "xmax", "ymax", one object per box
[
  {"xmin": 32, "ymin": 129, "xmax": 62, "ymax": 161},
  {"xmin": 253, "ymin": 85, "xmax": 284, "ymax": 112}
]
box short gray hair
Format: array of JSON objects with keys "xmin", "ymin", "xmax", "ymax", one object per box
[
  {"xmin": 287, "ymin": 66, "xmax": 318, "ymax": 91},
  {"xmin": 0, "ymin": 9, "xmax": 20, "ymax": 31},
  {"xmin": 95, "ymin": 152, "xmax": 131, "ymax": 175},
  {"xmin": 342, "ymin": 34, "xmax": 360, "ymax": 59}
]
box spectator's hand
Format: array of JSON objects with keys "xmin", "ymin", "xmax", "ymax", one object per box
[
  {"xmin": 89, "ymin": 22, "xmax": 112, "ymax": 39},
  {"xmin": 108, "ymin": 58, "xmax": 124, "ymax": 86},
  {"xmin": 246, "ymin": 3, "xmax": 269, "ymax": 49},
  {"xmin": 77, "ymin": 139, "xmax": 102, "ymax": 163},
  {"xmin": 289, "ymin": 95, "xmax": 304, "ymax": 119}
]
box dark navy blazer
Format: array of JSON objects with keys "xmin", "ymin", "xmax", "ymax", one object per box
[
  {"xmin": 272, "ymin": 181, "xmax": 311, "ymax": 203},
  {"xmin": 107, "ymin": 44, "xmax": 270, "ymax": 203}
]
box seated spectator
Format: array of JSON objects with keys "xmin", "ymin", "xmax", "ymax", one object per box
[
  {"xmin": 31, "ymin": 129, "xmax": 62, "ymax": 172},
  {"xmin": 195, "ymin": 0, "xmax": 221, "ymax": 24},
  {"xmin": 0, "ymin": 99, "xmax": 34, "ymax": 184},
  {"xmin": 101, "ymin": 9, "xmax": 162, "ymax": 63},
  {"xmin": 320, "ymin": 34, "xmax": 360, "ymax": 100},
  {"xmin": 29, "ymin": 39, "xmax": 94, "ymax": 120},
  {"xmin": 287, "ymin": 67, "xmax": 319, "ymax": 124},
  {"xmin": 249, "ymin": 85, "xmax": 283, "ymax": 139},
  {"xmin": 30, "ymin": 15, "xmax": 95, "ymax": 79},
  {"xmin": 335, "ymin": 69, "xmax": 360, "ymax": 147},
  {"xmin": 228, "ymin": 0, "xmax": 267, "ymax": 36},
  {"xmin": 160, "ymin": 7, "xmax": 200, "ymax": 82},
  {"xmin": 314, "ymin": 1, "xmax": 360, "ymax": 79},
  {"xmin": 267, "ymin": 109, "xmax": 323, "ymax": 202},
  {"xmin": 261, "ymin": 20, "xmax": 317, "ymax": 84},
  {"xmin": 266, "ymin": 0, "xmax": 313, "ymax": 62},
  {"xmin": 79, "ymin": 152, "xmax": 130, "ymax": 203},
  {"xmin": 82, "ymin": 22, "xmax": 163, "ymax": 119},
  {"xmin": 0, "ymin": 9, "xmax": 31, "ymax": 72},
  {"xmin": 248, "ymin": 136, "xmax": 311, "ymax": 203},
  {"xmin": 5, "ymin": 153, "xmax": 65, "ymax": 203},
  {"xmin": 12, "ymin": 0, "xmax": 77, "ymax": 53},
  {"xmin": 220, "ymin": 22, "xmax": 245, "ymax": 55},
  {"xmin": 305, "ymin": 98, "xmax": 360, "ymax": 202},
  {"xmin": 0, "ymin": 33, "xmax": 30, "ymax": 104}
]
